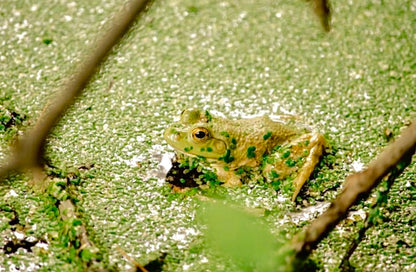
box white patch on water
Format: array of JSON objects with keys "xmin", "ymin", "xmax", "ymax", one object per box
[
  {"xmin": 287, "ymin": 201, "xmax": 331, "ymax": 225},
  {"xmin": 351, "ymin": 159, "xmax": 365, "ymax": 172}
]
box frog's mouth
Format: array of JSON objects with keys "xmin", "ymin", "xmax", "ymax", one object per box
[{"xmin": 164, "ymin": 127, "xmax": 227, "ymax": 159}]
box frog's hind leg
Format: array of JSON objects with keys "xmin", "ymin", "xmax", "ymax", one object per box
[{"xmin": 291, "ymin": 133, "xmax": 326, "ymax": 201}]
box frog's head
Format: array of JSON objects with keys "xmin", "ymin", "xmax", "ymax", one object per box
[{"xmin": 164, "ymin": 109, "xmax": 227, "ymax": 160}]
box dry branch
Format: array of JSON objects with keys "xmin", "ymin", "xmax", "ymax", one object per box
[
  {"xmin": 338, "ymin": 151, "xmax": 411, "ymax": 269},
  {"xmin": 306, "ymin": 0, "xmax": 331, "ymax": 32},
  {"xmin": 0, "ymin": 0, "xmax": 152, "ymax": 180},
  {"xmin": 293, "ymin": 120, "xmax": 416, "ymax": 258}
]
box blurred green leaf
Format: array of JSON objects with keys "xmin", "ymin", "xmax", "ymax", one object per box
[{"xmin": 198, "ymin": 202, "xmax": 285, "ymax": 271}]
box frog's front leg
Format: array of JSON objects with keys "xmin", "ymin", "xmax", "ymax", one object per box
[
  {"xmin": 215, "ymin": 167, "xmax": 242, "ymax": 187},
  {"xmin": 291, "ymin": 133, "xmax": 326, "ymax": 201}
]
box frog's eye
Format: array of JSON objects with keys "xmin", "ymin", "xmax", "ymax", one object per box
[{"xmin": 191, "ymin": 127, "xmax": 210, "ymax": 142}]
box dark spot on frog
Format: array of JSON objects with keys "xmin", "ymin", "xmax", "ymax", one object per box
[
  {"xmin": 247, "ymin": 146, "xmax": 256, "ymax": 158},
  {"xmin": 285, "ymin": 158, "xmax": 297, "ymax": 167},
  {"xmin": 270, "ymin": 170, "xmax": 280, "ymax": 179},
  {"xmin": 220, "ymin": 131, "xmax": 230, "ymax": 137},
  {"xmin": 263, "ymin": 131, "xmax": 272, "ymax": 140},
  {"xmin": 281, "ymin": 150, "xmax": 291, "ymax": 159},
  {"xmin": 230, "ymin": 138, "xmax": 237, "ymax": 149},
  {"xmin": 218, "ymin": 149, "xmax": 234, "ymax": 163},
  {"xmin": 235, "ymin": 168, "xmax": 245, "ymax": 175}
]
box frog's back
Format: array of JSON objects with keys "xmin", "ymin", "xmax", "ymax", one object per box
[
  {"xmin": 210, "ymin": 115, "xmax": 299, "ymax": 167},
  {"xmin": 215, "ymin": 115, "xmax": 298, "ymax": 143}
]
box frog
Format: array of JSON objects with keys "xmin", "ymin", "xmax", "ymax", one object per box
[{"xmin": 163, "ymin": 109, "xmax": 326, "ymax": 201}]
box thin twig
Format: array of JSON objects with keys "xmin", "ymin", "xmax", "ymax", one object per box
[
  {"xmin": 292, "ymin": 120, "xmax": 416, "ymax": 258},
  {"xmin": 0, "ymin": 0, "xmax": 152, "ymax": 181},
  {"xmin": 339, "ymin": 149, "xmax": 413, "ymax": 270}
]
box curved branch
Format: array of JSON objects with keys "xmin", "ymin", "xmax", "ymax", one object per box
[
  {"xmin": 293, "ymin": 120, "xmax": 416, "ymax": 257},
  {"xmin": 0, "ymin": 0, "xmax": 152, "ymax": 180}
]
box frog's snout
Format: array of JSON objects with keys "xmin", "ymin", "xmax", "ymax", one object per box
[{"xmin": 164, "ymin": 128, "xmax": 182, "ymax": 145}]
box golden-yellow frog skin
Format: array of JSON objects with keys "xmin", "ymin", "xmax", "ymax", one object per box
[{"xmin": 164, "ymin": 109, "xmax": 326, "ymax": 201}]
